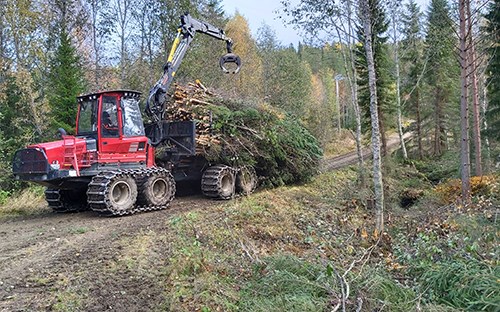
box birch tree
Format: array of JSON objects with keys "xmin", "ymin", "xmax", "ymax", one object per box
[
  {"xmin": 86, "ymin": 0, "xmax": 112, "ymax": 90},
  {"xmin": 359, "ymin": 0, "xmax": 385, "ymax": 232},
  {"xmin": 388, "ymin": 0, "xmax": 408, "ymax": 160},
  {"xmin": 115, "ymin": 0, "xmax": 135, "ymax": 87}
]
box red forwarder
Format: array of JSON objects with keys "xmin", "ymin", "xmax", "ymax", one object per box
[{"xmin": 12, "ymin": 14, "xmax": 254, "ymax": 216}]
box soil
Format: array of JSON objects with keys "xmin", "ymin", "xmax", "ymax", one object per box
[{"xmin": 0, "ymin": 196, "xmax": 216, "ymax": 311}]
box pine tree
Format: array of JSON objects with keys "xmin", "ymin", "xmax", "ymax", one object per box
[
  {"xmin": 356, "ymin": 0, "xmax": 394, "ymax": 157},
  {"xmin": 485, "ymin": 0, "xmax": 500, "ymax": 140},
  {"xmin": 425, "ymin": 0, "xmax": 459, "ymax": 156},
  {"xmin": 48, "ymin": 28, "xmax": 85, "ymax": 132}
]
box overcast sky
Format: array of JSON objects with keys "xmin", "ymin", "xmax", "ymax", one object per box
[{"xmin": 220, "ymin": 0, "xmax": 431, "ymax": 46}]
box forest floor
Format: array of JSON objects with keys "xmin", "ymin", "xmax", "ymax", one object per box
[{"xmin": 0, "ymin": 133, "xmax": 497, "ymax": 311}]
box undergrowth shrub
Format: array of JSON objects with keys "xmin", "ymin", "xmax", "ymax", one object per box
[
  {"xmin": 435, "ymin": 176, "xmax": 498, "ymax": 204},
  {"xmin": 413, "ymin": 151, "xmax": 460, "ymax": 183}
]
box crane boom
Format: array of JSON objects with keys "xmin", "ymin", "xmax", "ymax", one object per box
[{"xmin": 145, "ymin": 13, "xmax": 241, "ymax": 126}]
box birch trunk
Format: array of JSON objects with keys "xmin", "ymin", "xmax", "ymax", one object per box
[
  {"xmin": 459, "ymin": 0, "xmax": 471, "ymax": 204},
  {"xmin": 361, "ymin": 0, "xmax": 384, "ymax": 232},
  {"xmin": 336, "ymin": 0, "xmax": 365, "ymax": 184},
  {"xmin": 391, "ymin": 3, "xmax": 408, "ymax": 159},
  {"xmin": 346, "ymin": 0, "xmax": 365, "ymax": 184}
]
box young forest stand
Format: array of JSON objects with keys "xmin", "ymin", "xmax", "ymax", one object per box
[{"xmin": 11, "ymin": 14, "xmax": 255, "ymax": 216}]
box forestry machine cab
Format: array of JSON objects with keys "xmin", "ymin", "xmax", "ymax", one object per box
[{"xmin": 12, "ymin": 14, "xmax": 242, "ymax": 216}]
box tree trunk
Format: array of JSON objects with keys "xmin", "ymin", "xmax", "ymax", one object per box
[
  {"xmin": 117, "ymin": 0, "xmax": 129, "ymax": 87},
  {"xmin": 91, "ymin": 1, "xmax": 99, "ymax": 89},
  {"xmin": 337, "ymin": 0, "xmax": 365, "ymax": 184},
  {"xmin": 466, "ymin": 0, "xmax": 482, "ymax": 176},
  {"xmin": 481, "ymin": 77, "xmax": 491, "ymax": 172},
  {"xmin": 415, "ymin": 88, "xmax": 423, "ymax": 159},
  {"xmin": 378, "ymin": 106, "xmax": 388, "ymax": 157},
  {"xmin": 335, "ymin": 78, "xmax": 341, "ymax": 131},
  {"xmin": 459, "ymin": 0, "xmax": 471, "ymax": 204},
  {"xmin": 361, "ymin": 0, "xmax": 384, "ymax": 232},
  {"xmin": 434, "ymin": 87, "xmax": 447, "ymax": 156},
  {"xmin": 392, "ymin": 11, "xmax": 407, "ymax": 160}
]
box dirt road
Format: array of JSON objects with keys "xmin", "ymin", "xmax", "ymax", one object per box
[
  {"xmin": 0, "ymin": 196, "xmax": 217, "ymax": 311},
  {"xmin": 321, "ymin": 132, "xmax": 412, "ymax": 171}
]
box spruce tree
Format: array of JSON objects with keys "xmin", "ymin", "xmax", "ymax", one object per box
[
  {"xmin": 485, "ymin": 0, "xmax": 500, "ymax": 140},
  {"xmin": 356, "ymin": 0, "xmax": 394, "ymax": 156},
  {"xmin": 401, "ymin": 0, "xmax": 424, "ymax": 158},
  {"xmin": 48, "ymin": 28, "xmax": 85, "ymax": 133},
  {"xmin": 425, "ymin": 0, "xmax": 459, "ymax": 156}
]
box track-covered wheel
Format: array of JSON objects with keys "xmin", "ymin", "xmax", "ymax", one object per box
[
  {"xmin": 45, "ymin": 188, "xmax": 88, "ymax": 212},
  {"xmin": 236, "ymin": 166, "xmax": 257, "ymax": 195},
  {"xmin": 201, "ymin": 165, "xmax": 235, "ymax": 199},
  {"xmin": 137, "ymin": 168, "xmax": 175, "ymax": 207},
  {"xmin": 87, "ymin": 171, "xmax": 138, "ymax": 215}
]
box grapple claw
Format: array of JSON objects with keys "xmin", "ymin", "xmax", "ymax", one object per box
[{"xmin": 219, "ymin": 53, "xmax": 241, "ymax": 74}]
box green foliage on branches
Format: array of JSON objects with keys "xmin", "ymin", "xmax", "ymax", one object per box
[
  {"xmin": 485, "ymin": 0, "xmax": 500, "ymax": 140},
  {"xmin": 356, "ymin": 0, "xmax": 395, "ymax": 150},
  {"xmin": 424, "ymin": 0, "xmax": 459, "ymax": 155},
  {"xmin": 203, "ymin": 100, "xmax": 323, "ymax": 187},
  {"xmin": 48, "ymin": 29, "xmax": 85, "ymax": 133}
]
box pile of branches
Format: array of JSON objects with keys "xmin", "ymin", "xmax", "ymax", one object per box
[{"xmin": 164, "ymin": 81, "xmax": 323, "ymax": 187}]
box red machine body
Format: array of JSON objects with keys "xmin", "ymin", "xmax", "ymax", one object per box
[{"xmin": 13, "ymin": 90, "xmax": 155, "ymax": 190}]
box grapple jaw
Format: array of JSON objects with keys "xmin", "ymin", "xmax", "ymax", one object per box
[{"xmin": 219, "ymin": 53, "xmax": 241, "ymax": 74}]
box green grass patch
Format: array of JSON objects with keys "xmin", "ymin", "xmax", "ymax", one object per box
[
  {"xmin": 239, "ymin": 255, "xmax": 333, "ymax": 311},
  {"xmin": 420, "ymin": 259, "xmax": 500, "ymax": 311},
  {"xmin": 0, "ymin": 185, "xmax": 48, "ymax": 217}
]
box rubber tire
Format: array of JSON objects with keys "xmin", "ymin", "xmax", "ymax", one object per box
[
  {"xmin": 201, "ymin": 165, "xmax": 235, "ymax": 200},
  {"xmin": 236, "ymin": 166, "xmax": 257, "ymax": 195},
  {"xmin": 107, "ymin": 176, "xmax": 138, "ymax": 212},
  {"xmin": 139, "ymin": 170, "xmax": 175, "ymax": 206}
]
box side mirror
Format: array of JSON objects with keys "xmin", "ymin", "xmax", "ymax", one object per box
[{"xmin": 219, "ymin": 53, "xmax": 241, "ymax": 74}]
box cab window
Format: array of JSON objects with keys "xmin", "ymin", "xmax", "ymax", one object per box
[
  {"xmin": 77, "ymin": 99, "xmax": 98, "ymax": 135},
  {"xmin": 101, "ymin": 96, "xmax": 119, "ymax": 138},
  {"xmin": 121, "ymin": 97, "xmax": 145, "ymax": 137}
]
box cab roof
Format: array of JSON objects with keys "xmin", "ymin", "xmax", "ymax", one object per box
[{"xmin": 77, "ymin": 90, "xmax": 141, "ymax": 102}]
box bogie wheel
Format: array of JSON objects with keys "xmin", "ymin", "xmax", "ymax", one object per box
[
  {"xmin": 236, "ymin": 166, "xmax": 258, "ymax": 195},
  {"xmin": 108, "ymin": 176, "xmax": 137, "ymax": 211},
  {"xmin": 87, "ymin": 171, "xmax": 138, "ymax": 215},
  {"xmin": 138, "ymin": 168, "xmax": 176, "ymax": 207},
  {"xmin": 201, "ymin": 165, "xmax": 236, "ymax": 200}
]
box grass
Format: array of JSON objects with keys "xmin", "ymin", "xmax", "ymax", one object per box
[
  {"xmin": 322, "ymin": 129, "xmax": 357, "ymax": 158},
  {"xmin": 0, "ymin": 185, "xmax": 48, "ymax": 217},
  {"xmin": 238, "ymin": 255, "xmax": 333, "ymax": 311},
  {"xmin": 420, "ymin": 259, "xmax": 500, "ymax": 311},
  {"xmin": 68, "ymin": 226, "xmax": 91, "ymax": 234}
]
